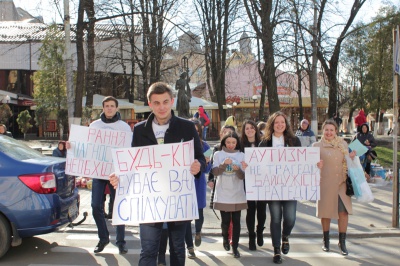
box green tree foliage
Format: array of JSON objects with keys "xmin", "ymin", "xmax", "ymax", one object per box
[
  {"xmin": 363, "ymin": 5, "xmax": 400, "ymax": 118},
  {"xmin": 16, "ymin": 110, "xmax": 32, "ymax": 139},
  {"xmin": 0, "ymin": 104, "xmax": 12, "ymax": 124},
  {"xmin": 32, "ymin": 24, "xmax": 68, "ymax": 134}
]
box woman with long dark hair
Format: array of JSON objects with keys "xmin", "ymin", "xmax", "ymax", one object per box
[
  {"xmin": 240, "ymin": 120, "xmax": 266, "ymax": 251},
  {"xmin": 259, "ymin": 111, "xmax": 301, "ymax": 264}
]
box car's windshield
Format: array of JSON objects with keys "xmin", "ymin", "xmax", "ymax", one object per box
[{"xmin": 0, "ymin": 135, "xmax": 45, "ymax": 160}]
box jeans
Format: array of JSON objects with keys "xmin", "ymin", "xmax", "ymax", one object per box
[
  {"xmin": 268, "ymin": 200, "xmax": 297, "ymax": 247},
  {"xmin": 202, "ymin": 126, "xmax": 208, "ymax": 140},
  {"xmin": 91, "ymin": 178, "xmax": 125, "ymax": 245},
  {"xmin": 139, "ymin": 221, "xmax": 188, "ymax": 266},
  {"xmin": 220, "ymin": 210, "xmax": 241, "ymax": 248},
  {"xmin": 246, "ymin": 200, "xmax": 267, "ymax": 233},
  {"xmin": 195, "ymin": 208, "xmax": 204, "ymax": 233},
  {"xmin": 184, "ymin": 208, "xmax": 204, "ymax": 249}
]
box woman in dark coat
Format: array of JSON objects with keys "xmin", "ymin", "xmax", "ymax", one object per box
[{"xmin": 52, "ymin": 141, "xmax": 66, "ymax": 158}]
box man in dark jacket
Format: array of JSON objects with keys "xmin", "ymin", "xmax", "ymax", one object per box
[{"xmin": 112, "ymin": 82, "xmax": 205, "ymax": 266}]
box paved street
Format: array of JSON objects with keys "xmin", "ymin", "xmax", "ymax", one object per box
[{"xmin": 1, "ymin": 231, "xmax": 399, "ymax": 265}]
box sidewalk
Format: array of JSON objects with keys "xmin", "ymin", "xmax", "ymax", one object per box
[{"xmin": 22, "ymin": 138, "xmax": 400, "ymax": 238}]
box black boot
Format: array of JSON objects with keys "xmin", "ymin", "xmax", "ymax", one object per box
[
  {"xmin": 322, "ymin": 231, "xmax": 330, "ymax": 252},
  {"xmin": 273, "ymin": 247, "xmax": 282, "ymax": 264},
  {"xmin": 232, "ymin": 246, "xmax": 241, "ymax": 258},
  {"xmin": 256, "ymin": 225, "xmax": 265, "ymax": 247},
  {"xmin": 222, "ymin": 224, "xmax": 230, "ymax": 251},
  {"xmin": 281, "ymin": 235, "xmax": 290, "ymax": 254},
  {"xmin": 338, "ymin": 232, "xmax": 348, "ymax": 255},
  {"xmin": 248, "ymin": 232, "xmax": 256, "ymax": 251}
]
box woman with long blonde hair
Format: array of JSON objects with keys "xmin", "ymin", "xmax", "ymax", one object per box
[{"xmin": 313, "ymin": 120, "xmax": 356, "ymax": 255}]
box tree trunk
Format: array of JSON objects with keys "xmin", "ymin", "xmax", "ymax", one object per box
[
  {"xmin": 85, "ymin": 0, "xmax": 95, "ymax": 108},
  {"xmin": 74, "ymin": 0, "xmax": 85, "ymax": 118}
]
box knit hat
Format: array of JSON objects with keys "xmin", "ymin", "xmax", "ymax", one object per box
[{"xmin": 301, "ymin": 119, "xmax": 309, "ymax": 125}]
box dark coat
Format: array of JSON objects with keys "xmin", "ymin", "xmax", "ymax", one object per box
[
  {"xmin": 259, "ymin": 136, "xmax": 301, "ymax": 148},
  {"xmin": 132, "ymin": 111, "xmax": 206, "ymax": 178},
  {"xmin": 352, "ymin": 123, "xmax": 377, "ymax": 149},
  {"xmin": 132, "ymin": 111, "xmax": 206, "ymax": 225}
]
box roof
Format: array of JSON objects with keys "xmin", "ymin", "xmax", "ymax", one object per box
[{"xmin": 0, "ymin": 22, "xmax": 141, "ymax": 43}]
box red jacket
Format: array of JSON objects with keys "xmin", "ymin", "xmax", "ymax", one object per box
[
  {"xmin": 198, "ymin": 107, "xmax": 210, "ymax": 126},
  {"xmin": 354, "ymin": 110, "xmax": 367, "ymax": 127}
]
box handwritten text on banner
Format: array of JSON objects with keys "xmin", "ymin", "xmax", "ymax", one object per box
[
  {"xmin": 111, "ymin": 140, "xmax": 199, "ymax": 224},
  {"xmin": 245, "ymin": 147, "xmax": 321, "ymax": 201},
  {"xmin": 65, "ymin": 124, "xmax": 133, "ymax": 179}
]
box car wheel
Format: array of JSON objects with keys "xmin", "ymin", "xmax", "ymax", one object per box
[{"xmin": 0, "ymin": 215, "xmax": 11, "ymax": 258}]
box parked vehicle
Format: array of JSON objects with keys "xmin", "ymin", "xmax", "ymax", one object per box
[{"xmin": 0, "ymin": 135, "xmax": 80, "ymax": 258}]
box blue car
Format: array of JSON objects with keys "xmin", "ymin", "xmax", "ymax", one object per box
[{"xmin": 0, "ymin": 135, "xmax": 80, "ymax": 258}]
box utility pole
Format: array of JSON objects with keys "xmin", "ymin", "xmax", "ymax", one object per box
[
  {"xmin": 392, "ymin": 27, "xmax": 399, "ymax": 228},
  {"xmin": 311, "ymin": 0, "xmax": 318, "ymax": 138},
  {"xmin": 64, "ymin": 0, "xmax": 80, "ymax": 127}
]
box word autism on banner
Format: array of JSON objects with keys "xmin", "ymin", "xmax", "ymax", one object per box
[
  {"xmin": 111, "ymin": 140, "xmax": 199, "ymax": 224},
  {"xmin": 65, "ymin": 124, "xmax": 133, "ymax": 179},
  {"xmin": 245, "ymin": 147, "xmax": 321, "ymax": 201}
]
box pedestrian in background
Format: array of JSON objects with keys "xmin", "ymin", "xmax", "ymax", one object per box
[
  {"xmin": 184, "ymin": 119, "xmax": 212, "ymax": 259},
  {"xmin": 354, "ymin": 109, "xmax": 367, "ymax": 133},
  {"xmin": 0, "ymin": 124, "xmax": 13, "ymax": 137},
  {"xmin": 313, "ymin": 119, "xmax": 356, "ymax": 256},
  {"xmin": 259, "ymin": 111, "xmax": 301, "ymax": 264},
  {"xmin": 87, "ymin": 96, "xmax": 130, "ymax": 255},
  {"xmin": 240, "ymin": 120, "xmax": 266, "ymax": 251},
  {"xmin": 257, "ymin": 121, "xmax": 266, "ymax": 136},
  {"xmin": 295, "ymin": 119, "xmax": 316, "ymax": 147},
  {"xmin": 193, "ymin": 105, "xmax": 210, "ymax": 140},
  {"xmin": 52, "ymin": 141, "xmax": 66, "ymax": 158},
  {"xmin": 212, "ymin": 131, "xmax": 248, "ymax": 259},
  {"xmin": 352, "ymin": 123, "xmax": 377, "ymax": 178}
]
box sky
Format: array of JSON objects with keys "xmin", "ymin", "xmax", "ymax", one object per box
[{"xmin": 12, "ymin": 0, "xmax": 392, "ymax": 25}]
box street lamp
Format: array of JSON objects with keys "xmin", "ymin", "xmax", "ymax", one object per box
[{"xmin": 252, "ymin": 95, "xmax": 258, "ymax": 121}]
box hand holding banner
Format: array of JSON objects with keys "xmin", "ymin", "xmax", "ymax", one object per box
[
  {"xmin": 111, "ymin": 140, "xmax": 199, "ymax": 224},
  {"xmin": 65, "ymin": 124, "xmax": 133, "ymax": 179},
  {"xmin": 245, "ymin": 147, "xmax": 321, "ymax": 201}
]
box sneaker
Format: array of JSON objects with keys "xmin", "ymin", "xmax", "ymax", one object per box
[
  {"xmin": 195, "ymin": 232, "xmax": 202, "ymax": 247},
  {"xmin": 187, "ymin": 248, "xmax": 196, "ymax": 259}
]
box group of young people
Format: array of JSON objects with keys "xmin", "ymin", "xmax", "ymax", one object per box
[
  {"xmin": 69, "ymin": 81, "xmax": 358, "ymax": 266},
  {"xmin": 206, "ymin": 113, "xmax": 357, "ymax": 264}
]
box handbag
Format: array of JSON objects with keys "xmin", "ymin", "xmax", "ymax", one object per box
[
  {"xmin": 345, "ymin": 155, "xmax": 374, "ymax": 203},
  {"xmin": 346, "ymin": 176, "xmax": 354, "ymax": 196}
]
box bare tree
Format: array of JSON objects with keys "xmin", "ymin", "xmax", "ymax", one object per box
[
  {"xmin": 194, "ymin": 0, "xmax": 241, "ymax": 121},
  {"xmin": 244, "ymin": 0, "xmax": 286, "ymax": 115},
  {"xmin": 315, "ymin": 0, "xmax": 367, "ymax": 117}
]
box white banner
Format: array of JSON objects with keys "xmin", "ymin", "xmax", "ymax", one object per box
[
  {"xmin": 245, "ymin": 147, "xmax": 321, "ymax": 201},
  {"xmin": 66, "ymin": 124, "xmax": 133, "ymax": 179},
  {"xmin": 111, "ymin": 140, "xmax": 198, "ymax": 224}
]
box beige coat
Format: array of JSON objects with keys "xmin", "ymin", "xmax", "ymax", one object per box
[{"xmin": 313, "ymin": 140, "xmax": 353, "ymax": 219}]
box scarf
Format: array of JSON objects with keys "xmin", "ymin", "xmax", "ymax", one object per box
[
  {"xmin": 321, "ymin": 135, "xmax": 348, "ymax": 182},
  {"xmin": 100, "ymin": 112, "xmax": 121, "ymax": 123}
]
